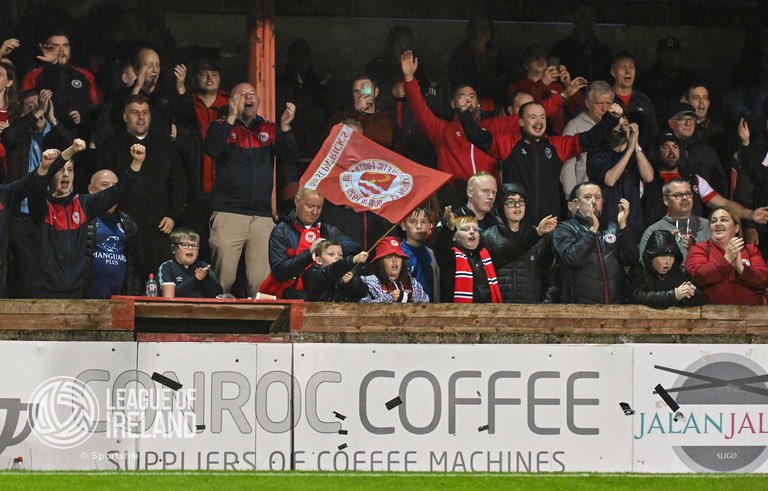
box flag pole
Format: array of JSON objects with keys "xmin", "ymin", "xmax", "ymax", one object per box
[{"xmin": 349, "ymin": 214, "xmax": 408, "ymax": 273}]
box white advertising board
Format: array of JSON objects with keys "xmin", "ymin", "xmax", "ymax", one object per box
[
  {"xmin": 0, "ymin": 341, "xmax": 136, "ymax": 470},
  {"xmin": 291, "ymin": 344, "xmax": 633, "ymax": 472},
  {"xmin": 134, "ymin": 342, "xmax": 292, "ymax": 470},
  {"xmin": 632, "ymin": 344, "xmax": 768, "ymax": 473}
]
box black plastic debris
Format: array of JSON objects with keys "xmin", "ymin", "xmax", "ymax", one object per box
[
  {"xmin": 654, "ymin": 384, "xmax": 680, "ymax": 412},
  {"xmin": 385, "ymin": 396, "xmax": 403, "ymax": 410},
  {"xmin": 619, "ymin": 402, "xmax": 635, "ymax": 415},
  {"xmin": 151, "ymin": 372, "xmax": 182, "ymax": 391}
]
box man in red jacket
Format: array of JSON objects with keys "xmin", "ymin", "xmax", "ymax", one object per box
[{"xmin": 400, "ymin": 50, "xmax": 586, "ymax": 207}]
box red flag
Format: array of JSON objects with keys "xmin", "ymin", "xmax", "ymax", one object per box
[{"xmin": 300, "ymin": 124, "xmax": 452, "ymax": 223}]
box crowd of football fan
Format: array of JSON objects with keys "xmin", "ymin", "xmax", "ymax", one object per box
[{"xmin": 2, "ymin": 5, "xmax": 768, "ymax": 306}]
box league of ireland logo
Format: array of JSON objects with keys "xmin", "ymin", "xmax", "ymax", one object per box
[{"xmin": 28, "ymin": 376, "xmax": 99, "ymax": 449}]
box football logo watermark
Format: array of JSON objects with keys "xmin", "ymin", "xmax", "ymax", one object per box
[
  {"xmin": 105, "ymin": 382, "xmax": 197, "ymax": 440},
  {"xmin": 27, "ymin": 376, "xmax": 197, "ymax": 450},
  {"xmin": 29, "ymin": 376, "xmax": 99, "ymax": 449}
]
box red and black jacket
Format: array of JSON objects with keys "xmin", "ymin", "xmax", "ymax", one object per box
[
  {"xmin": 29, "ymin": 156, "xmax": 137, "ymax": 297},
  {"xmin": 206, "ymin": 116, "xmax": 298, "ymax": 217},
  {"xmin": 21, "ymin": 64, "xmax": 101, "ymax": 128}
]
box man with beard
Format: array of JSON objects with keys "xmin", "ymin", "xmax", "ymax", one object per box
[
  {"xmin": 21, "ymin": 31, "xmax": 101, "ymax": 131},
  {"xmin": 642, "ymin": 132, "xmax": 767, "ymax": 226},
  {"xmin": 401, "ymin": 50, "xmax": 585, "ymax": 206},
  {"xmin": 553, "ymin": 182, "xmax": 637, "ymax": 304},
  {"xmin": 458, "ymin": 101, "xmax": 620, "ymax": 225}
]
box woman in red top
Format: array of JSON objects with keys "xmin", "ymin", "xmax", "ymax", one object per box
[{"xmin": 685, "ymin": 206, "xmax": 768, "ymax": 304}]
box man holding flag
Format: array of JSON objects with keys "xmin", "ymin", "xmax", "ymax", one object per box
[{"xmin": 261, "ymin": 122, "xmax": 451, "ymax": 299}]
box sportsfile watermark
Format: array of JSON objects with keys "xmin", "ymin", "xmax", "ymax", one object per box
[{"xmin": 28, "ymin": 376, "xmax": 197, "ymax": 450}]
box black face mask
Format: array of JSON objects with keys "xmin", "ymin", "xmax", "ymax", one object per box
[{"xmin": 608, "ymin": 130, "xmax": 627, "ymax": 148}]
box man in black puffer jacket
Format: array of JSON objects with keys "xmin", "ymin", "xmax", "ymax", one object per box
[
  {"xmin": 482, "ymin": 183, "xmax": 560, "ymax": 303},
  {"xmin": 553, "ymin": 181, "xmax": 638, "ymax": 304},
  {"xmin": 628, "ymin": 229, "xmax": 704, "ymax": 308}
]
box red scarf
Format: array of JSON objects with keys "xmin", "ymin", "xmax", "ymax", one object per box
[
  {"xmin": 258, "ymin": 223, "xmax": 321, "ymax": 297},
  {"xmin": 452, "ymin": 247, "xmax": 502, "ymax": 303}
]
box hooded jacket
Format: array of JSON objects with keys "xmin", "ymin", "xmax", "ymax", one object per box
[
  {"xmin": 481, "ymin": 183, "xmax": 559, "ymax": 303},
  {"xmin": 628, "ymin": 229, "xmax": 704, "ymax": 308}
]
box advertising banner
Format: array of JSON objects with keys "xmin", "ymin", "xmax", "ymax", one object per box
[
  {"xmin": 3, "ymin": 341, "xmax": 768, "ymax": 473},
  {"xmin": 632, "ymin": 344, "xmax": 768, "ymax": 473},
  {"xmin": 291, "ymin": 344, "xmax": 633, "ymax": 472},
  {"xmin": 0, "ymin": 341, "xmax": 136, "ymax": 470},
  {"xmin": 134, "ymin": 342, "xmax": 293, "ymax": 470}
]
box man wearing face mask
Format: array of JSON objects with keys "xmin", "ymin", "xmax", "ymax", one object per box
[
  {"xmin": 459, "ymin": 100, "xmax": 622, "ymax": 225},
  {"xmin": 587, "ymin": 115, "xmax": 654, "ymax": 235},
  {"xmin": 553, "ymin": 181, "xmax": 639, "ymax": 304}
]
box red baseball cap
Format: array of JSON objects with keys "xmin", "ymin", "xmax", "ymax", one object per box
[{"xmin": 372, "ymin": 236, "xmax": 410, "ymax": 262}]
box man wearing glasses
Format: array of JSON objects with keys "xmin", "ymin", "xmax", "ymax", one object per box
[
  {"xmin": 666, "ymin": 102, "xmax": 727, "ymax": 197},
  {"xmin": 639, "ymin": 179, "xmax": 710, "ymax": 259},
  {"xmin": 641, "ymin": 133, "xmax": 768, "ymax": 240}
]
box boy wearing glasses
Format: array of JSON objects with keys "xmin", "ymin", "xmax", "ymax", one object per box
[{"xmin": 158, "ymin": 229, "xmax": 223, "ymax": 298}]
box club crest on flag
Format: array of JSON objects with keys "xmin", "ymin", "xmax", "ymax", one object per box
[
  {"xmin": 339, "ymin": 160, "xmax": 413, "ymax": 210},
  {"xmin": 301, "ymin": 124, "xmax": 452, "ymax": 223}
]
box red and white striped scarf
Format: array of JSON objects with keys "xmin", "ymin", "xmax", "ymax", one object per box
[{"xmin": 451, "ymin": 247, "xmax": 502, "ymax": 303}]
